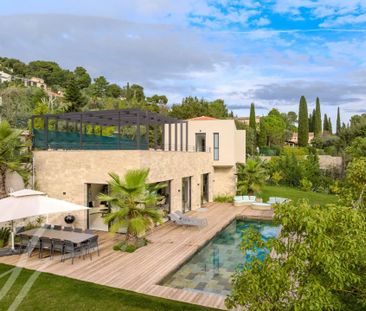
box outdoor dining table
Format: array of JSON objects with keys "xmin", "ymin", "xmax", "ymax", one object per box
[{"xmin": 19, "ymin": 228, "xmax": 96, "ymax": 244}]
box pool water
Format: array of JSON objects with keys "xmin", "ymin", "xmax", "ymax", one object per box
[{"xmin": 162, "ymin": 219, "xmax": 280, "ymax": 296}]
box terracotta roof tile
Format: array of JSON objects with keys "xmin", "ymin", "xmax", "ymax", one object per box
[{"xmin": 189, "ymin": 116, "xmax": 218, "ymax": 120}]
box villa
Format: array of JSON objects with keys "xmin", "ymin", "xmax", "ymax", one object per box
[
  {"xmin": 26, "ymin": 109, "xmax": 245, "ymax": 230},
  {"xmin": 1, "ymin": 109, "xmax": 278, "ymax": 310}
]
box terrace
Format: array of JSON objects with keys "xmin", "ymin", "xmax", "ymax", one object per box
[
  {"xmin": 31, "ymin": 109, "xmax": 189, "ymax": 151},
  {"xmin": 0, "ymin": 203, "xmax": 273, "ymax": 310}
]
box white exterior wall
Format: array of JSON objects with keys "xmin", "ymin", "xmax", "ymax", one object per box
[{"xmin": 164, "ymin": 119, "xmax": 245, "ymax": 197}]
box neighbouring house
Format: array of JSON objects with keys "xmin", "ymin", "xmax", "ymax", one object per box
[
  {"xmin": 23, "ymin": 77, "xmax": 47, "ymax": 89},
  {"xmin": 236, "ymin": 116, "xmax": 261, "ymax": 125},
  {"xmin": 0, "ymin": 71, "xmax": 12, "ymax": 83},
  {"xmin": 286, "ymin": 132, "xmax": 315, "ymax": 146},
  {"xmin": 28, "ymin": 110, "xmax": 246, "ymax": 230}
]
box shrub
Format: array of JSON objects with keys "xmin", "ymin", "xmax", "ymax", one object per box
[
  {"xmin": 259, "ymin": 146, "xmax": 281, "ymax": 156},
  {"xmin": 113, "ymin": 238, "xmax": 148, "ymax": 253},
  {"xmin": 300, "ymin": 178, "xmax": 313, "ymax": 191},
  {"xmin": 282, "ymin": 146, "xmax": 308, "ymax": 156},
  {"xmin": 214, "ymin": 195, "xmax": 234, "ymax": 203},
  {"xmin": 329, "ymin": 181, "xmax": 342, "ymax": 194},
  {"xmin": 0, "ymin": 227, "xmax": 11, "ymax": 248},
  {"xmin": 125, "ymin": 244, "xmax": 137, "ymax": 253},
  {"xmin": 271, "ymin": 171, "xmax": 283, "ymax": 185}
]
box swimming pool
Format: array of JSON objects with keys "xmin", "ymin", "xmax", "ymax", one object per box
[{"xmin": 161, "ymin": 219, "xmax": 280, "ymax": 296}]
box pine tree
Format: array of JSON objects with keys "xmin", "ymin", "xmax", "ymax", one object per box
[
  {"xmin": 336, "ymin": 107, "xmax": 341, "ymax": 135},
  {"xmin": 328, "ymin": 117, "xmax": 333, "ymax": 134},
  {"xmin": 298, "ymin": 96, "xmax": 309, "ymax": 147},
  {"xmin": 249, "ymin": 103, "xmax": 256, "ymax": 131},
  {"xmin": 323, "ymin": 113, "xmax": 328, "ymax": 132},
  {"xmin": 64, "ymin": 78, "xmax": 84, "ymax": 112},
  {"xmin": 314, "ymin": 97, "xmax": 322, "ymax": 136}
]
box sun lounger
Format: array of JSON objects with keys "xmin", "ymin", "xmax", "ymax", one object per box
[
  {"xmin": 168, "ymin": 212, "xmax": 208, "ymax": 227},
  {"xmin": 234, "ymin": 195, "xmax": 257, "ymax": 206}
]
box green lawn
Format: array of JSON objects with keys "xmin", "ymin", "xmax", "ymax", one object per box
[
  {"xmin": 0, "ymin": 264, "xmax": 217, "ymax": 311},
  {"xmin": 261, "ymin": 185, "xmax": 338, "ymax": 206}
]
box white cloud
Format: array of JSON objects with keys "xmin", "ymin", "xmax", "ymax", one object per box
[{"xmin": 253, "ymin": 17, "xmax": 271, "ymax": 26}]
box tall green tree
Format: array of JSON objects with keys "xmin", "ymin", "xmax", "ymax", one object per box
[
  {"xmin": 336, "ymin": 107, "xmax": 341, "ymax": 135},
  {"xmin": 328, "ymin": 117, "xmax": 333, "ymax": 134},
  {"xmin": 73, "ymin": 66, "xmax": 91, "ymax": 89},
  {"xmin": 0, "ymin": 121, "xmax": 31, "ymax": 198},
  {"xmin": 298, "ymin": 96, "xmax": 309, "ymax": 147},
  {"xmin": 99, "ymin": 170, "xmax": 164, "ymax": 243},
  {"xmin": 323, "ymin": 113, "xmax": 329, "ymax": 132},
  {"xmin": 249, "ymin": 103, "xmax": 256, "ymax": 131},
  {"xmin": 314, "ymin": 97, "xmax": 322, "ymax": 136},
  {"xmin": 257, "ymin": 109, "xmax": 286, "ymax": 147},
  {"xmin": 226, "ymin": 200, "xmax": 366, "ymax": 310},
  {"xmin": 64, "ymin": 78, "xmax": 85, "ymax": 112}
]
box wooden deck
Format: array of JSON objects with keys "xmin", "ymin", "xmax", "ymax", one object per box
[{"xmin": 0, "ymin": 203, "xmax": 273, "ymax": 310}]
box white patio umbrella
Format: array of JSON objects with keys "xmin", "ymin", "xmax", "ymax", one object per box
[{"xmin": 0, "ymin": 189, "xmax": 89, "ymax": 250}]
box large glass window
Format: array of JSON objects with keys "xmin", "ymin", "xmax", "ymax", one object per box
[{"xmin": 213, "ymin": 133, "xmax": 219, "ymax": 160}]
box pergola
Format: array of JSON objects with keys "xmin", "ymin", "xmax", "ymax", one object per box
[{"xmin": 31, "ymin": 109, "xmax": 188, "ymax": 151}]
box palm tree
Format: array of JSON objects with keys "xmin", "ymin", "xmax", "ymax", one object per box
[
  {"xmin": 0, "ymin": 121, "xmax": 31, "ymax": 198},
  {"xmin": 98, "ymin": 169, "xmax": 164, "ymax": 243},
  {"xmin": 236, "ymin": 158, "xmax": 267, "ymax": 195}
]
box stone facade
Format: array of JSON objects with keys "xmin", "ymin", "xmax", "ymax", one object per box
[{"xmin": 33, "ymin": 150, "xmax": 214, "ymax": 228}]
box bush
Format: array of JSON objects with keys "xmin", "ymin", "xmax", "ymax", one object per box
[
  {"xmin": 300, "ymin": 178, "xmax": 312, "ymax": 191},
  {"xmin": 282, "ymin": 146, "xmax": 308, "ymax": 156},
  {"xmin": 329, "ymin": 181, "xmax": 342, "ymax": 194},
  {"xmin": 214, "ymin": 195, "xmax": 234, "ymax": 203},
  {"xmin": 0, "ymin": 227, "xmax": 11, "ymax": 248},
  {"xmin": 259, "ymin": 146, "xmax": 281, "ymax": 156},
  {"xmin": 271, "ymin": 171, "xmax": 283, "ymax": 185},
  {"xmin": 113, "ymin": 238, "xmax": 149, "ymax": 253}
]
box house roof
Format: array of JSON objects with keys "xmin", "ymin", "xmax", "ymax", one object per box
[{"xmin": 189, "ymin": 116, "xmax": 218, "ymax": 121}]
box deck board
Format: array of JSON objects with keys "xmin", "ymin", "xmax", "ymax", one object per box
[{"xmin": 0, "ymin": 203, "xmax": 273, "ymax": 310}]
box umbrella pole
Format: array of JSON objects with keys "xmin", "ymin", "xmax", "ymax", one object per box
[{"xmin": 11, "ymin": 220, "xmax": 15, "ymax": 251}]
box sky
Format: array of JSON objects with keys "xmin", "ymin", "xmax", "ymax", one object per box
[{"xmin": 1, "ymin": 1, "xmax": 366, "ymax": 123}]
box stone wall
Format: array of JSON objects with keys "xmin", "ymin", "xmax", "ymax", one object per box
[
  {"xmin": 260, "ymin": 155, "xmax": 343, "ymax": 170},
  {"xmin": 213, "ymin": 166, "xmax": 236, "ymax": 197},
  {"xmin": 33, "ymin": 150, "xmax": 215, "ymax": 228}
]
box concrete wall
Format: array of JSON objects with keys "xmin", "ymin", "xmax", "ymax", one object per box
[
  {"xmin": 318, "ymin": 155, "xmax": 343, "ymax": 170},
  {"xmin": 164, "ymin": 119, "xmax": 246, "ymax": 166},
  {"xmin": 5, "ymin": 171, "xmax": 25, "ymax": 193},
  {"xmin": 33, "ymin": 150, "xmax": 213, "ymax": 228}
]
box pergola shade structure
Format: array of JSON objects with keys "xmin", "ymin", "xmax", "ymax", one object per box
[{"xmin": 31, "ymin": 109, "xmax": 189, "ymax": 151}]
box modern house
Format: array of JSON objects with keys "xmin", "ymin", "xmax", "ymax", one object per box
[
  {"xmin": 14, "ymin": 109, "xmax": 245, "ymax": 230},
  {"xmin": 286, "ymin": 131, "xmax": 315, "ymax": 146}
]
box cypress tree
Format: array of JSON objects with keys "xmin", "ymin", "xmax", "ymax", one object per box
[
  {"xmin": 249, "ymin": 103, "xmax": 256, "ymax": 131},
  {"xmin": 298, "ymin": 96, "xmax": 309, "ymax": 147},
  {"xmin": 336, "ymin": 107, "xmax": 341, "ymax": 135},
  {"xmin": 323, "ymin": 113, "xmax": 328, "ymax": 132},
  {"xmin": 258, "ymin": 118, "xmax": 267, "ymax": 147},
  {"xmin": 328, "ymin": 117, "xmax": 333, "ymax": 134},
  {"xmin": 308, "ymin": 112, "xmax": 313, "ymax": 132},
  {"xmin": 314, "ymin": 97, "xmax": 322, "ymax": 136}
]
